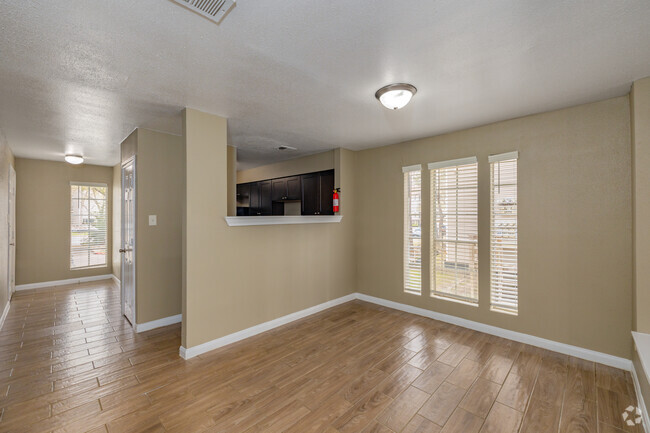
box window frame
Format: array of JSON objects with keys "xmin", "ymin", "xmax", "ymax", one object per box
[
  {"xmin": 489, "ymin": 151, "xmax": 519, "ymax": 315},
  {"xmin": 403, "ymin": 164, "xmax": 423, "ymax": 295},
  {"xmin": 429, "ymin": 156, "xmax": 479, "ymax": 306},
  {"xmin": 70, "ymin": 182, "xmax": 109, "ymax": 271}
]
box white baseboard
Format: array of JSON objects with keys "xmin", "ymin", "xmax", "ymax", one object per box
[
  {"xmin": 136, "ymin": 314, "xmax": 182, "ymax": 333},
  {"xmin": 15, "ymin": 274, "xmax": 114, "ymax": 291},
  {"xmin": 631, "ymin": 361, "xmax": 650, "ymax": 432},
  {"xmin": 112, "ymin": 275, "xmax": 120, "ymax": 287},
  {"xmin": 178, "ymin": 292, "xmax": 631, "ymax": 372},
  {"xmin": 0, "ymin": 301, "xmax": 9, "ymax": 332},
  {"xmin": 356, "ymin": 293, "xmax": 632, "ymax": 371},
  {"xmin": 179, "ymin": 294, "xmax": 357, "ymax": 359}
]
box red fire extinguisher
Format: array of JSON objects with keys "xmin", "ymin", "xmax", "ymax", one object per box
[{"xmin": 333, "ymin": 188, "xmax": 340, "ymax": 213}]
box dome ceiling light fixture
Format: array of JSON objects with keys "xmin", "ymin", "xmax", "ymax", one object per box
[
  {"xmin": 375, "ymin": 83, "xmax": 417, "ymax": 110},
  {"xmin": 64, "ymin": 154, "xmax": 84, "ymax": 165}
]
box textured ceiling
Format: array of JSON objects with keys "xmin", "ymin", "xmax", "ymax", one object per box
[{"xmin": 1, "ymin": 1, "xmax": 650, "ymax": 168}]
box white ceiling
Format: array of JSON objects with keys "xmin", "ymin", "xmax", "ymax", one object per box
[{"xmin": 1, "ymin": 1, "xmax": 650, "ymax": 169}]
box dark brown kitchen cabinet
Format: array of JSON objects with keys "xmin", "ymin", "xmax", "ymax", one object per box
[
  {"xmin": 286, "ymin": 176, "xmax": 301, "ymax": 200},
  {"xmin": 236, "ymin": 183, "xmax": 250, "ymax": 207},
  {"xmin": 249, "ymin": 181, "xmax": 272, "ymax": 215},
  {"xmin": 271, "ymin": 179, "xmax": 285, "ymax": 202},
  {"xmin": 249, "ymin": 182, "xmax": 259, "ymax": 212},
  {"xmin": 236, "ymin": 183, "xmax": 251, "ymax": 216},
  {"xmin": 301, "ymin": 170, "xmax": 334, "ymax": 215},
  {"xmin": 301, "ymin": 173, "xmax": 319, "ymax": 215},
  {"xmin": 259, "ymin": 181, "xmax": 272, "ymax": 215},
  {"xmin": 319, "ymin": 170, "xmax": 334, "ymax": 215},
  {"xmin": 236, "ymin": 169, "xmax": 335, "ymax": 216},
  {"xmin": 271, "ymin": 175, "xmax": 301, "ymax": 201}
]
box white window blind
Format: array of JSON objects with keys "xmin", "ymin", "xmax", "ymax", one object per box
[
  {"xmin": 404, "ymin": 165, "xmax": 422, "ymax": 294},
  {"xmin": 429, "ymin": 157, "xmax": 479, "ymax": 303},
  {"xmin": 70, "ymin": 183, "xmax": 108, "ymax": 270},
  {"xmin": 489, "ymin": 152, "xmax": 518, "ymax": 314}
]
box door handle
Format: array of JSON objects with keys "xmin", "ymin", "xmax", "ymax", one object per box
[
  {"xmin": 9, "ymin": 243, "xmax": 14, "ymax": 246},
  {"xmin": 119, "ymin": 248, "xmax": 132, "ymax": 253}
]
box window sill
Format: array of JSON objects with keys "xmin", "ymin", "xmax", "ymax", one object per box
[
  {"xmin": 224, "ymin": 215, "xmax": 343, "ymax": 227},
  {"xmin": 490, "ymin": 306, "xmax": 519, "ymax": 316},
  {"xmin": 71, "ymin": 265, "xmax": 108, "ymax": 271},
  {"xmin": 404, "ymin": 290, "xmax": 422, "ymax": 296}
]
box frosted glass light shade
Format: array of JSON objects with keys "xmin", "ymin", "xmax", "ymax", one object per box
[
  {"xmin": 375, "ymin": 83, "xmax": 417, "ymax": 110},
  {"xmin": 65, "ymin": 154, "xmax": 84, "ymax": 165}
]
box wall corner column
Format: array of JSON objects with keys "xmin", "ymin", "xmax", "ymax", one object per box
[
  {"xmin": 182, "ymin": 108, "xmax": 228, "ymax": 349},
  {"xmin": 632, "ymin": 77, "xmax": 650, "ymax": 334}
]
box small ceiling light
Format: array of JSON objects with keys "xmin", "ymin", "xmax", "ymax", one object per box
[
  {"xmin": 64, "ymin": 154, "xmax": 84, "ymax": 165},
  {"xmin": 375, "ymin": 83, "xmax": 417, "ymax": 110}
]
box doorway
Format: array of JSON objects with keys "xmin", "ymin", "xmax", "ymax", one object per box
[
  {"xmin": 7, "ymin": 165, "xmax": 15, "ymax": 300},
  {"xmin": 120, "ymin": 157, "xmax": 136, "ymax": 325}
]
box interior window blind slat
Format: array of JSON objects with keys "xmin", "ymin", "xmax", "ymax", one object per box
[
  {"xmin": 404, "ymin": 168, "xmax": 422, "ymax": 294},
  {"xmin": 430, "ymin": 160, "xmax": 479, "ymax": 304},
  {"xmin": 490, "ymin": 155, "xmax": 518, "ymax": 314},
  {"xmin": 70, "ymin": 183, "xmax": 108, "ymax": 270}
]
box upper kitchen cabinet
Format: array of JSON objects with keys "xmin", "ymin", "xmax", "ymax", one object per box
[
  {"xmin": 249, "ymin": 180, "xmax": 272, "ymax": 216},
  {"xmin": 318, "ymin": 170, "xmax": 334, "ymax": 215},
  {"xmin": 300, "ymin": 173, "xmax": 319, "ymax": 215},
  {"xmin": 236, "ymin": 183, "xmax": 250, "ymax": 206},
  {"xmin": 301, "ymin": 170, "xmax": 334, "ymax": 216},
  {"xmin": 236, "ymin": 169, "xmax": 335, "ymax": 217},
  {"xmin": 271, "ymin": 175, "xmax": 301, "ymax": 201}
]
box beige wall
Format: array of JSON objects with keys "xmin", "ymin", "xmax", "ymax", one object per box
[
  {"xmin": 632, "ymin": 77, "xmax": 650, "ymax": 334},
  {"xmin": 236, "ymin": 150, "xmax": 335, "ymax": 184},
  {"xmin": 183, "ymin": 109, "xmax": 356, "ymax": 349},
  {"xmin": 0, "ymin": 137, "xmax": 15, "ymax": 313},
  {"xmin": 185, "ymin": 98, "xmax": 633, "ymax": 359},
  {"xmin": 120, "ymin": 129, "xmax": 184, "ymax": 324},
  {"xmin": 112, "ymin": 163, "xmax": 121, "ymax": 282},
  {"xmin": 356, "ymin": 96, "xmax": 632, "ymax": 358},
  {"xmin": 15, "ymin": 159, "xmax": 113, "ymax": 285}
]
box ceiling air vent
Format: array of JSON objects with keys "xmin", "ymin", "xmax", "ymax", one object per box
[{"xmin": 171, "ymin": 0, "xmax": 236, "ymax": 24}]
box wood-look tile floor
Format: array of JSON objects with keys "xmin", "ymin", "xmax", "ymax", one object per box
[{"xmin": 0, "ymin": 281, "xmax": 641, "ymax": 433}]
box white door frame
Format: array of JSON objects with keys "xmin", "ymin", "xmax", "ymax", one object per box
[
  {"xmin": 7, "ymin": 165, "xmax": 15, "ymax": 300},
  {"xmin": 121, "ymin": 156, "xmax": 136, "ymax": 326}
]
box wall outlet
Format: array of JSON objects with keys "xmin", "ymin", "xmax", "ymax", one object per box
[{"xmin": 149, "ymin": 215, "xmax": 157, "ymax": 226}]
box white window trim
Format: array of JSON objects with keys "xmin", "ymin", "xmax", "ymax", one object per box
[
  {"xmin": 428, "ymin": 156, "xmax": 478, "ymax": 170},
  {"xmin": 69, "ymin": 181, "xmax": 108, "ymax": 187},
  {"xmin": 488, "ymin": 151, "xmax": 519, "ymax": 163},
  {"xmin": 403, "ymin": 164, "xmax": 422, "ymax": 173},
  {"xmin": 489, "ymin": 153, "xmax": 519, "ymax": 314},
  {"xmin": 70, "ymin": 182, "xmax": 109, "ymax": 271},
  {"xmin": 429, "ymin": 158, "xmax": 480, "ymax": 304},
  {"xmin": 404, "ymin": 165, "xmax": 422, "ymax": 295}
]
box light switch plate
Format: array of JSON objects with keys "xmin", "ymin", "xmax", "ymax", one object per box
[{"xmin": 149, "ymin": 215, "xmax": 157, "ymax": 226}]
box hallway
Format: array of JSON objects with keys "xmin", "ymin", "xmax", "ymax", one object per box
[{"xmin": 0, "ymin": 281, "xmax": 181, "ymax": 432}]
